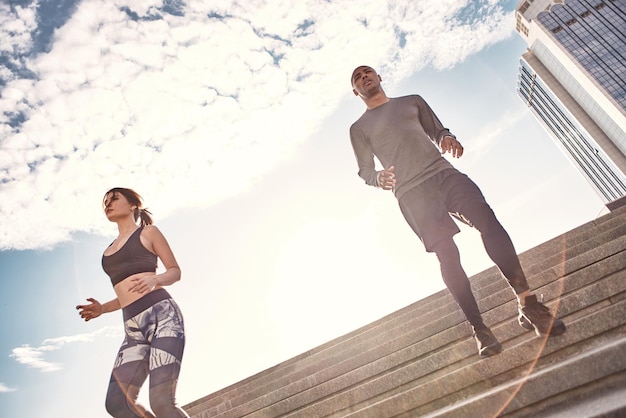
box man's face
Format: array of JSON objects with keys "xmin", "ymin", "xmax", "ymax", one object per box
[{"xmin": 351, "ymin": 66, "xmax": 381, "ymax": 98}]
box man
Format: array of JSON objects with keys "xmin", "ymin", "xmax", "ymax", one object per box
[{"xmin": 349, "ymin": 65, "xmax": 565, "ymax": 358}]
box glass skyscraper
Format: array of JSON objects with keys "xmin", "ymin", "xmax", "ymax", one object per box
[{"xmin": 515, "ymin": 0, "xmax": 626, "ymax": 208}]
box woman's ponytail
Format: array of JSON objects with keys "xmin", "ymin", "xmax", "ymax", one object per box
[{"xmin": 135, "ymin": 207, "xmax": 154, "ymax": 226}]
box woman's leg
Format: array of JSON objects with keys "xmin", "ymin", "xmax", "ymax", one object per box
[
  {"xmin": 149, "ymin": 380, "xmax": 188, "ymax": 418},
  {"xmin": 148, "ymin": 299, "xmax": 189, "ymax": 418},
  {"xmin": 105, "ymin": 339, "xmax": 155, "ymax": 418}
]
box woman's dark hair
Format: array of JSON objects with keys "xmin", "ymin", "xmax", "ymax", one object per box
[{"xmin": 103, "ymin": 187, "xmax": 154, "ymax": 226}]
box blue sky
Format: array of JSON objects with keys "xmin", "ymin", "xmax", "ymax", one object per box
[{"xmin": 0, "ymin": 1, "xmax": 605, "ymax": 417}]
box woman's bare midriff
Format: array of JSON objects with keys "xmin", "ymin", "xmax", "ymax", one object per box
[{"xmin": 114, "ymin": 272, "xmax": 163, "ymax": 308}]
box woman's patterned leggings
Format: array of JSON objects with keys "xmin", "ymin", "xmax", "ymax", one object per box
[{"xmin": 105, "ymin": 289, "xmax": 189, "ymax": 418}]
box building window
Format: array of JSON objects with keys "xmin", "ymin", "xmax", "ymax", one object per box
[{"xmin": 520, "ymin": 1, "xmax": 530, "ymax": 13}]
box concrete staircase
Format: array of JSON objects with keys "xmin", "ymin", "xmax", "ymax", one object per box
[{"xmin": 184, "ymin": 205, "xmax": 626, "ymax": 418}]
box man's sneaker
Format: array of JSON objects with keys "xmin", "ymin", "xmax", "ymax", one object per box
[
  {"xmin": 473, "ymin": 327, "xmax": 502, "ymax": 359},
  {"xmin": 518, "ymin": 315, "xmax": 534, "ymax": 331},
  {"xmin": 519, "ymin": 294, "xmax": 566, "ymax": 337}
]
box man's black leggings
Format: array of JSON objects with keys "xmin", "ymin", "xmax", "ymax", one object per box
[
  {"xmin": 432, "ymin": 225, "xmax": 527, "ymax": 329},
  {"xmin": 434, "ymin": 182, "xmax": 529, "ymax": 329},
  {"xmin": 399, "ymin": 169, "xmax": 529, "ymax": 329}
]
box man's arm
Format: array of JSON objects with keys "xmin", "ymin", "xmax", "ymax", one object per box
[
  {"xmin": 414, "ymin": 95, "xmax": 454, "ymax": 146},
  {"xmin": 414, "ymin": 95, "xmax": 463, "ymax": 158},
  {"xmin": 349, "ymin": 124, "xmax": 381, "ymax": 187}
]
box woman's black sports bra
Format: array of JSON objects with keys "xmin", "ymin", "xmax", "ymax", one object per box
[{"xmin": 101, "ymin": 227, "xmax": 157, "ymax": 286}]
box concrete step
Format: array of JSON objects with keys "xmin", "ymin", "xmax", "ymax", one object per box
[
  {"xmin": 469, "ymin": 204, "xmax": 626, "ymax": 297},
  {"xmin": 335, "ymin": 298, "xmax": 626, "ymax": 417},
  {"xmin": 526, "ymin": 374, "xmax": 626, "ymax": 418},
  {"xmin": 184, "ymin": 207, "xmax": 626, "ymax": 418},
  {"xmin": 424, "ymin": 334, "xmax": 626, "ymax": 418},
  {"xmin": 518, "ymin": 204, "xmax": 626, "ymax": 268},
  {"xmin": 190, "ymin": 257, "xmax": 625, "ymax": 417},
  {"xmin": 276, "ymin": 268, "xmax": 626, "ymax": 417}
]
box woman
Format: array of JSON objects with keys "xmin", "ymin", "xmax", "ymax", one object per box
[{"xmin": 76, "ymin": 187, "xmax": 189, "ymax": 418}]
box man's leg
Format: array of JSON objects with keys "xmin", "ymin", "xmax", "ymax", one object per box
[
  {"xmin": 443, "ymin": 173, "xmax": 528, "ymax": 295},
  {"xmin": 432, "ymin": 237, "xmax": 484, "ymax": 329},
  {"xmin": 398, "ymin": 173, "xmax": 501, "ymax": 358},
  {"xmin": 432, "ymin": 237, "xmax": 502, "ymax": 358},
  {"xmin": 445, "ymin": 171, "xmax": 565, "ymax": 337}
]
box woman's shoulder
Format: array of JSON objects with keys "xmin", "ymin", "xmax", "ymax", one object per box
[
  {"xmin": 140, "ymin": 224, "xmax": 161, "ymax": 237},
  {"xmin": 141, "ymin": 224, "xmax": 169, "ymax": 243}
]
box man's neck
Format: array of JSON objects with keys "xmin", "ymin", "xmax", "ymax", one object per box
[{"xmin": 364, "ymin": 92, "xmax": 390, "ymax": 110}]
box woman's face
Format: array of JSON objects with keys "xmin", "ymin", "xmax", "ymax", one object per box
[{"xmin": 103, "ymin": 191, "xmax": 133, "ymax": 221}]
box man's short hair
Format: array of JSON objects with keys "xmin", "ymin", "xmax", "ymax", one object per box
[{"xmin": 351, "ymin": 65, "xmax": 375, "ymax": 87}]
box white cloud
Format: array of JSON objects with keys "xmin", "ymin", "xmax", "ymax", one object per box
[
  {"xmin": 10, "ymin": 326, "xmax": 122, "ymax": 373},
  {"xmin": 0, "ymin": 382, "xmax": 17, "ymax": 393},
  {"xmin": 461, "ymin": 108, "xmax": 528, "ymax": 164},
  {"xmin": 9, "ymin": 345, "xmax": 62, "ymax": 373},
  {"xmin": 0, "ymin": 0, "xmax": 515, "ymax": 249},
  {"xmin": 0, "ymin": 2, "xmax": 37, "ymax": 55}
]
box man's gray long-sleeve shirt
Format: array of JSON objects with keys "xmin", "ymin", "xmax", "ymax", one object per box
[{"xmin": 349, "ymin": 95, "xmax": 455, "ymax": 200}]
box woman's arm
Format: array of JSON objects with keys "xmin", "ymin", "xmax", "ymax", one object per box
[
  {"xmin": 76, "ymin": 297, "xmax": 121, "ymax": 321},
  {"xmin": 128, "ymin": 225, "xmax": 182, "ymax": 294}
]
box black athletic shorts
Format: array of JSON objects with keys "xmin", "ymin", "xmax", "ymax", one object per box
[{"xmin": 398, "ymin": 168, "xmax": 488, "ymax": 252}]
